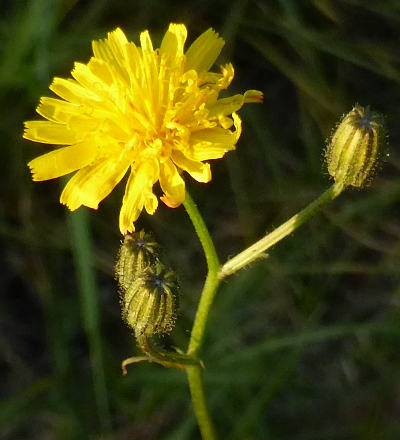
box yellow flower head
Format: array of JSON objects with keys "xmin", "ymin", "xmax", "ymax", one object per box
[{"xmin": 24, "ymin": 24, "xmax": 263, "ymax": 234}]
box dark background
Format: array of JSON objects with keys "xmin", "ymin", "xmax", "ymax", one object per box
[{"xmin": 1, "ymin": 0, "xmax": 400, "ymax": 438}]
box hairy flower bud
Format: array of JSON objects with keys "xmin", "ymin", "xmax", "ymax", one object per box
[
  {"xmin": 120, "ymin": 262, "xmax": 178, "ymax": 336},
  {"xmin": 115, "ymin": 231, "xmax": 158, "ymax": 291},
  {"xmin": 326, "ymin": 105, "xmax": 385, "ymax": 188}
]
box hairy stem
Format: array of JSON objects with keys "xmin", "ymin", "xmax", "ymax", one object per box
[{"xmin": 219, "ymin": 181, "xmax": 345, "ymax": 279}]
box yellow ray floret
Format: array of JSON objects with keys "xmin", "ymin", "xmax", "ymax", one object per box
[{"xmin": 24, "ymin": 23, "xmax": 263, "ymax": 234}]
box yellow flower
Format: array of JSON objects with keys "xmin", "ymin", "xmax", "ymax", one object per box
[{"xmin": 24, "ymin": 24, "xmax": 263, "ymax": 234}]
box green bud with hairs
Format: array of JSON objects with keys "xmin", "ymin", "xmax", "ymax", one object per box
[
  {"xmin": 121, "ymin": 262, "xmax": 177, "ymax": 336},
  {"xmin": 115, "ymin": 231, "xmax": 177, "ymax": 337},
  {"xmin": 326, "ymin": 105, "xmax": 386, "ymax": 188},
  {"xmin": 115, "ymin": 230, "xmax": 158, "ymax": 291}
]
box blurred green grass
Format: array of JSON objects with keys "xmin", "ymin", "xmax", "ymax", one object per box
[{"xmin": 1, "ymin": 0, "xmax": 400, "ymax": 438}]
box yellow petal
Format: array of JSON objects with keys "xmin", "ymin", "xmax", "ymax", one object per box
[
  {"xmin": 185, "ymin": 28, "xmax": 224, "ymax": 73},
  {"xmin": 119, "ymin": 161, "xmax": 159, "ymax": 234},
  {"xmin": 243, "ymin": 89, "xmax": 264, "ymax": 104},
  {"xmin": 87, "ymin": 57, "xmax": 114, "ymax": 86},
  {"xmin": 171, "ymin": 150, "xmax": 211, "ymax": 183},
  {"xmin": 92, "ymin": 28, "xmax": 129, "ymax": 61},
  {"xmin": 232, "ymin": 112, "xmax": 242, "ymax": 141},
  {"xmin": 53, "ymin": 65, "xmax": 132, "ymax": 142},
  {"xmin": 28, "ymin": 139, "xmax": 98, "ymax": 181},
  {"xmin": 145, "ymin": 192, "xmax": 158, "ymax": 214},
  {"xmin": 71, "ymin": 62, "xmax": 109, "ymax": 94},
  {"xmin": 37, "ymin": 97, "xmax": 130, "ymax": 143},
  {"xmin": 60, "ymin": 154, "xmax": 130, "ymax": 210},
  {"xmin": 136, "ymin": 30, "xmax": 159, "ymax": 122},
  {"xmin": 92, "ymin": 28, "xmax": 130, "ymax": 83},
  {"xmin": 160, "ymin": 23, "xmax": 187, "ymax": 68},
  {"xmin": 159, "ymin": 159, "xmax": 185, "ymax": 205},
  {"xmin": 201, "ymin": 63, "xmax": 234, "ymax": 90},
  {"xmin": 191, "ymin": 126, "xmax": 236, "ymax": 143},
  {"xmin": 50, "ymin": 77, "xmax": 100, "ymax": 104},
  {"xmin": 23, "ymin": 121, "xmax": 83, "ymax": 145},
  {"xmin": 36, "ymin": 97, "xmax": 82, "ymax": 123},
  {"xmin": 160, "ymin": 195, "xmax": 181, "ymax": 208},
  {"xmin": 139, "ymin": 30, "xmax": 154, "ymax": 53},
  {"xmin": 188, "ymin": 140, "xmax": 235, "ymax": 161},
  {"xmin": 207, "ymin": 94, "xmax": 247, "ymax": 119},
  {"xmin": 187, "ymin": 114, "xmax": 241, "ymax": 161}
]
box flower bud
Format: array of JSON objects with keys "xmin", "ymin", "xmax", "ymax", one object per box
[
  {"xmin": 115, "ymin": 231, "xmax": 158, "ymax": 291},
  {"xmin": 120, "ymin": 262, "xmax": 178, "ymax": 336},
  {"xmin": 326, "ymin": 105, "xmax": 385, "ymax": 188}
]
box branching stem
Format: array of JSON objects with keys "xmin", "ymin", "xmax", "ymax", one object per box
[{"xmin": 181, "ymin": 182, "xmax": 346, "ymax": 439}]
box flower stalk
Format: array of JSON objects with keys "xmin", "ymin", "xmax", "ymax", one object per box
[
  {"xmin": 183, "ymin": 191, "xmax": 221, "ymax": 439},
  {"xmin": 219, "ymin": 181, "xmax": 345, "ymax": 279},
  {"xmin": 187, "ymin": 365, "xmax": 218, "ymax": 440}
]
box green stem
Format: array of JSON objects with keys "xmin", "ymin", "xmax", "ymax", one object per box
[
  {"xmin": 183, "ymin": 191, "xmax": 221, "ymax": 439},
  {"xmin": 219, "ymin": 181, "xmax": 345, "ymax": 279},
  {"xmin": 183, "ymin": 191, "xmax": 220, "ymax": 276},
  {"xmin": 183, "ymin": 191, "xmax": 221, "ymax": 355},
  {"xmin": 187, "ymin": 366, "xmax": 218, "ymax": 440}
]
